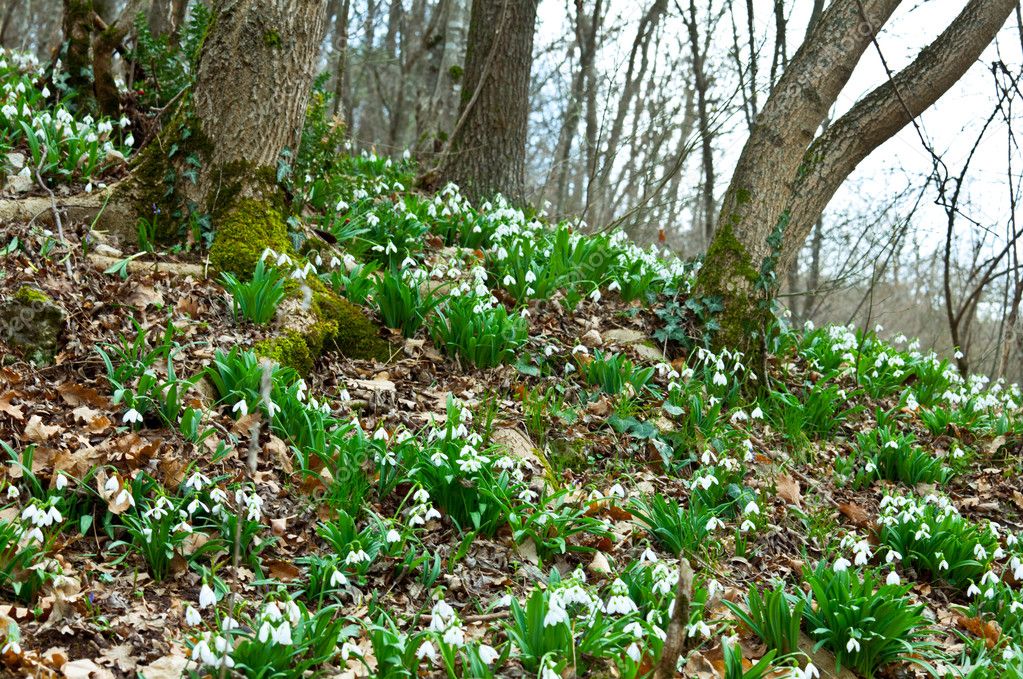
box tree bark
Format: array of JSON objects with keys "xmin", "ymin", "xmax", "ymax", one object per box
[
  {"xmin": 184, "ymin": 0, "xmax": 327, "ymax": 210},
  {"xmin": 437, "ymin": 0, "xmax": 539, "ymax": 205},
  {"xmin": 696, "ymin": 0, "xmax": 1015, "ymax": 357}
]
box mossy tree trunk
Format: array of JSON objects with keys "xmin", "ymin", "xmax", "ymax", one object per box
[
  {"xmin": 437, "ymin": 0, "xmax": 538, "ymax": 205},
  {"xmin": 697, "ymin": 0, "xmax": 1016, "ymax": 360}
]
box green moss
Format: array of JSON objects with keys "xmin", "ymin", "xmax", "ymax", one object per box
[
  {"xmin": 255, "ymin": 332, "xmax": 313, "ymax": 376},
  {"xmin": 695, "ymin": 223, "xmax": 761, "ymax": 351},
  {"xmin": 264, "ymin": 30, "xmax": 282, "ymax": 48},
  {"xmin": 209, "ymin": 199, "xmax": 291, "ymax": 278},
  {"xmin": 306, "ymin": 278, "xmax": 390, "ymax": 361},
  {"xmin": 14, "ymin": 286, "xmax": 53, "ymax": 305}
]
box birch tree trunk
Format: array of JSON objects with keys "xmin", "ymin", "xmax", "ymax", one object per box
[{"xmin": 696, "ymin": 0, "xmax": 1016, "ymax": 358}]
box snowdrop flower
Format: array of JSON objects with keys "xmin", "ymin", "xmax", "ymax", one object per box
[
  {"xmin": 885, "ymin": 570, "xmax": 901, "ymax": 585},
  {"xmin": 345, "ymin": 548, "xmax": 370, "ymax": 565},
  {"xmin": 185, "ymin": 472, "xmax": 209, "ymax": 492},
  {"xmin": 184, "ymin": 606, "xmax": 202, "ymax": 626},
  {"xmin": 743, "ymin": 501, "xmax": 760, "ymax": 515},
  {"xmin": 416, "ymin": 640, "xmax": 437, "ymax": 661},
  {"xmin": 706, "ymin": 517, "xmax": 725, "ymax": 531},
  {"xmin": 544, "ymin": 602, "xmax": 569, "ymax": 627},
  {"xmin": 339, "ymin": 641, "xmax": 362, "ymax": 661},
  {"xmin": 476, "ymin": 643, "xmax": 499, "ymax": 664},
  {"xmin": 329, "ymin": 569, "xmax": 349, "ymax": 587},
  {"xmin": 740, "ymin": 519, "xmax": 756, "ymax": 532},
  {"xmin": 846, "ymin": 636, "xmax": 861, "ymax": 653},
  {"xmin": 967, "ymin": 583, "xmax": 982, "ymax": 598},
  {"xmin": 199, "ymin": 583, "xmax": 217, "ymax": 609},
  {"xmin": 751, "ymin": 406, "xmax": 764, "ymax": 419},
  {"xmin": 608, "ymin": 484, "xmax": 626, "ymax": 499},
  {"xmin": 832, "ymin": 557, "xmax": 851, "ymax": 573},
  {"xmin": 123, "ymin": 408, "xmax": 143, "ymax": 425},
  {"xmin": 232, "ymin": 400, "xmax": 248, "ymax": 417},
  {"xmin": 686, "ymin": 620, "xmax": 711, "ymax": 638},
  {"xmin": 712, "ymin": 372, "xmax": 727, "ymax": 386},
  {"xmin": 55, "ymin": 474, "xmax": 68, "ymax": 491},
  {"xmin": 272, "ymin": 621, "xmax": 293, "ymax": 646},
  {"xmin": 5, "ymin": 486, "xmax": 18, "ymax": 499},
  {"xmin": 605, "ymin": 579, "xmax": 638, "ymax": 615}
]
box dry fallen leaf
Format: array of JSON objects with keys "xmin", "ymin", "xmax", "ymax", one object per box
[
  {"xmin": 776, "ymin": 472, "xmax": 802, "ymax": 509},
  {"xmin": 24, "ymin": 414, "xmax": 60, "ymax": 442},
  {"xmin": 0, "ymin": 391, "xmax": 24, "ymax": 420},
  {"xmin": 837, "ymin": 502, "xmax": 870, "ymax": 527}
]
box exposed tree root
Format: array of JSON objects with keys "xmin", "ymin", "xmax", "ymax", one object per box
[{"xmin": 0, "ymin": 184, "xmax": 138, "ymax": 243}]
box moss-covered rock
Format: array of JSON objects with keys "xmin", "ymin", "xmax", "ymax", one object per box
[
  {"xmin": 0, "ymin": 286, "xmax": 66, "ymax": 365},
  {"xmin": 255, "ymin": 332, "xmax": 314, "ymax": 375},
  {"xmin": 209, "ymin": 199, "xmax": 292, "ymax": 278}
]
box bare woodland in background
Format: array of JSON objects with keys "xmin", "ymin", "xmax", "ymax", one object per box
[{"xmin": 4, "ymin": 0, "xmax": 1023, "ymax": 381}]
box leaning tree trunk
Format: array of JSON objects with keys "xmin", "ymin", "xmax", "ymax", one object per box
[
  {"xmin": 695, "ymin": 0, "xmax": 1016, "ymax": 361},
  {"xmin": 437, "ymin": 0, "xmax": 538, "ymax": 205}
]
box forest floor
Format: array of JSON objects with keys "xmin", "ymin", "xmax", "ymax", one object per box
[{"xmin": 1, "ymin": 194, "xmax": 1022, "ymax": 679}]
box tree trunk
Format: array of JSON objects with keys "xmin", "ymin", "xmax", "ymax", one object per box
[
  {"xmin": 437, "ymin": 0, "xmax": 538, "ymax": 205},
  {"xmin": 696, "ymin": 0, "xmax": 1016, "ymax": 357},
  {"xmin": 188, "ymin": 0, "xmax": 325, "ymax": 206}
]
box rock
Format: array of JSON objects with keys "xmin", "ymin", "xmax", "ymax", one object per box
[
  {"xmin": 603, "ymin": 327, "xmax": 665, "ymax": 361},
  {"xmin": 603, "ymin": 328, "xmax": 646, "ymax": 344},
  {"xmin": 580, "ymin": 329, "xmax": 603, "ymax": 347},
  {"xmin": 588, "ymin": 551, "xmax": 612, "ymax": 575},
  {"xmin": 4, "ymin": 166, "xmax": 33, "ymax": 193},
  {"xmin": 632, "ymin": 342, "xmax": 666, "ymax": 361},
  {"xmin": 5, "ymin": 152, "xmax": 25, "ymax": 171},
  {"xmin": 0, "ymin": 286, "xmax": 66, "ymax": 365},
  {"xmin": 491, "ymin": 427, "xmax": 542, "ymax": 467}
]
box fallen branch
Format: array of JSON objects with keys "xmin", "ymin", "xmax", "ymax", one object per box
[{"xmin": 653, "ymin": 557, "xmax": 694, "ymax": 679}]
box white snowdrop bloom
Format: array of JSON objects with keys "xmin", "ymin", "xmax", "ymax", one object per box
[
  {"xmin": 416, "ymin": 640, "xmax": 437, "ymax": 661},
  {"xmin": 386, "ymin": 529, "xmax": 401, "ymax": 543},
  {"xmin": 846, "ymin": 636, "xmax": 861, "ymax": 653},
  {"xmin": 502, "ymin": 274, "xmax": 516, "ymax": 286},
  {"xmin": 442, "ymin": 623, "xmax": 465, "ymax": 646},
  {"xmin": 345, "ymin": 548, "xmax": 370, "ymax": 565},
  {"xmin": 589, "ymin": 288, "xmax": 601, "ymax": 302},
  {"xmin": 199, "ymin": 583, "xmax": 217, "ymax": 609},
  {"xmin": 55, "ymin": 474, "xmax": 68, "ymax": 491},
  {"xmin": 475, "ymin": 643, "xmax": 499, "ymax": 665},
  {"xmin": 329, "ymin": 569, "xmax": 349, "ymax": 587},
  {"xmin": 832, "ymin": 557, "xmax": 851, "ymax": 573},
  {"xmin": 124, "ymin": 134, "xmax": 134, "ymax": 147},
  {"xmin": 686, "ymin": 621, "xmax": 711, "ymax": 638},
  {"xmin": 232, "ymin": 400, "xmax": 248, "ymax": 417},
  {"xmin": 974, "ymin": 544, "xmax": 988, "ymax": 560},
  {"xmin": 967, "ymin": 583, "xmax": 982, "ymax": 598},
  {"xmin": 640, "ymin": 548, "xmax": 659, "ymax": 563},
  {"xmin": 123, "ymin": 408, "xmax": 143, "ymax": 424},
  {"xmin": 740, "ymin": 519, "xmax": 756, "ymax": 532},
  {"xmin": 608, "ymin": 484, "xmax": 626, "ymax": 499},
  {"xmin": 272, "ymin": 621, "xmax": 293, "ymax": 646},
  {"xmin": 730, "ymin": 410, "xmax": 749, "ymax": 423},
  {"xmin": 705, "ymin": 517, "xmax": 724, "ymax": 531},
  {"xmin": 1, "ymin": 640, "xmax": 20, "ymax": 655},
  {"xmin": 696, "ymin": 475, "xmax": 718, "ymax": 490},
  {"xmin": 938, "ymin": 558, "xmax": 949, "ymax": 571},
  {"xmin": 885, "ymin": 570, "xmax": 901, "ymax": 586},
  {"xmin": 543, "ymin": 602, "xmax": 569, "ymax": 627},
  {"xmin": 798, "ymin": 663, "xmax": 820, "ymax": 679},
  {"xmin": 626, "ymin": 643, "xmax": 641, "ymax": 662},
  {"xmin": 374, "ymin": 428, "xmax": 389, "ymax": 442},
  {"xmin": 605, "ymin": 580, "xmax": 638, "ymax": 615},
  {"xmin": 712, "ymin": 372, "xmax": 727, "ymax": 386},
  {"xmin": 954, "ymin": 350, "xmax": 964, "ymax": 360},
  {"xmin": 25, "ymin": 527, "xmax": 44, "ymax": 543},
  {"xmin": 885, "ymin": 550, "xmax": 902, "ymax": 564},
  {"xmin": 608, "ymin": 280, "xmax": 621, "ymax": 292},
  {"xmin": 743, "ymin": 501, "xmax": 760, "ymax": 515},
  {"xmin": 339, "ymin": 641, "xmax": 362, "ymax": 661},
  {"xmin": 5, "ymin": 486, "xmax": 17, "ymax": 499},
  {"xmin": 981, "ymin": 571, "xmax": 1000, "ymax": 586},
  {"xmin": 184, "ymin": 606, "xmax": 202, "ymax": 626}
]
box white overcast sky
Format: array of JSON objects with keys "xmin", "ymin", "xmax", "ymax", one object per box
[{"xmin": 535, "ymin": 0, "xmax": 1022, "ymax": 258}]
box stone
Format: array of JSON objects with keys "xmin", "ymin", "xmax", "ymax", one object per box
[
  {"xmin": 5, "ymin": 152, "xmax": 26, "ymax": 171},
  {"xmin": 0, "ymin": 286, "xmax": 67, "ymax": 365},
  {"xmin": 603, "ymin": 327, "xmax": 665, "ymax": 361},
  {"xmin": 603, "ymin": 328, "xmax": 646, "ymax": 344},
  {"xmin": 580, "ymin": 329, "xmax": 603, "ymax": 347}
]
